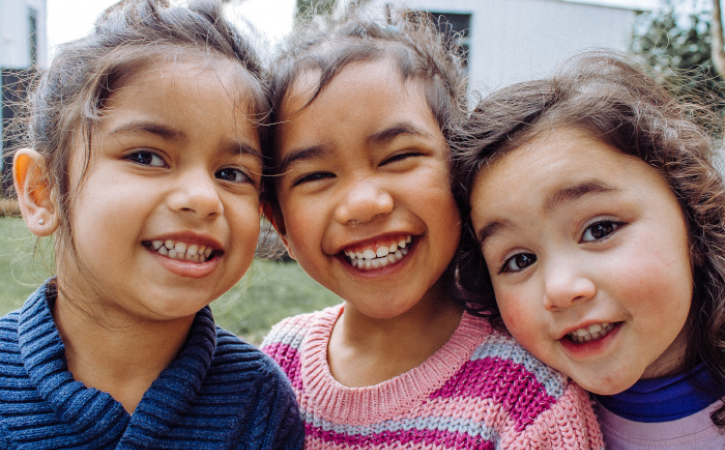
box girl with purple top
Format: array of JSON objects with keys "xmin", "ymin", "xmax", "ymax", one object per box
[{"xmin": 453, "ymin": 51, "xmax": 725, "ymax": 449}]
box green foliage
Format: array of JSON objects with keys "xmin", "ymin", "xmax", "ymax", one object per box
[
  {"xmin": 0, "ymin": 216, "xmax": 340, "ymax": 345},
  {"xmin": 631, "ymin": 1, "xmax": 725, "ymax": 100}
]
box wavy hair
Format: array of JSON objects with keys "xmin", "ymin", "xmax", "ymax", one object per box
[{"xmin": 451, "ymin": 51, "xmax": 725, "ymax": 427}]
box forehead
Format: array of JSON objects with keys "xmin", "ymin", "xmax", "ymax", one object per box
[
  {"xmin": 276, "ymin": 58, "xmax": 441, "ymax": 154},
  {"xmin": 471, "ymin": 128, "xmax": 668, "ymax": 216}
]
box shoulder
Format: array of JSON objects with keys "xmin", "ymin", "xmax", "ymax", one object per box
[
  {"xmin": 211, "ymin": 326, "xmax": 289, "ymax": 385},
  {"xmin": 464, "ymin": 319, "xmax": 571, "ymax": 399},
  {"xmin": 260, "ymin": 306, "xmax": 339, "ymax": 361},
  {"xmin": 467, "ymin": 324, "xmax": 604, "ymax": 448}
]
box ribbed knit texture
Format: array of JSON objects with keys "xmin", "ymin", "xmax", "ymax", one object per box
[
  {"xmin": 0, "ymin": 282, "xmax": 304, "ymax": 450},
  {"xmin": 261, "ymin": 305, "xmax": 604, "ymax": 450}
]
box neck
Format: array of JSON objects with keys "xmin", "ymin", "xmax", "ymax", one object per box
[
  {"xmin": 328, "ymin": 283, "xmax": 463, "ymax": 387},
  {"xmin": 53, "ymin": 290, "xmax": 195, "ymax": 414}
]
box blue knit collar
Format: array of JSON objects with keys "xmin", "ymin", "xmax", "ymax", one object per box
[
  {"xmin": 18, "ymin": 281, "xmax": 217, "ymax": 435},
  {"xmin": 596, "ymin": 363, "xmax": 720, "ymax": 423}
]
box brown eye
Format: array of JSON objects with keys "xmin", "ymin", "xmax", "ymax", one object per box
[
  {"xmin": 582, "ymin": 221, "xmax": 620, "ymax": 242},
  {"xmin": 128, "ymin": 151, "xmax": 166, "ymax": 167},
  {"xmin": 502, "ymin": 253, "xmax": 537, "ymax": 273}
]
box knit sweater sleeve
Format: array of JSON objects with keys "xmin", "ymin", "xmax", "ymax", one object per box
[
  {"xmin": 261, "ymin": 362, "xmax": 305, "ymax": 450},
  {"xmin": 499, "ymin": 381, "xmax": 605, "ymax": 450}
]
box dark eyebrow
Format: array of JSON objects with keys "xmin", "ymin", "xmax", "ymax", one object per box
[
  {"xmin": 476, "ymin": 220, "xmax": 512, "ymax": 246},
  {"xmin": 108, "ymin": 122, "xmax": 186, "ymax": 141},
  {"xmin": 546, "ymin": 181, "xmax": 620, "ymax": 212},
  {"xmin": 367, "ymin": 123, "xmax": 430, "ymax": 146},
  {"xmin": 277, "ymin": 145, "xmax": 330, "ymax": 174},
  {"xmin": 221, "ymin": 138, "xmax": 262, "ymax": 160}
]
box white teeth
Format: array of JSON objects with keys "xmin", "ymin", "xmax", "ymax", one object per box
[
  {"xmin": 149, "ymin": 239, "xmax": 215, "ymax": 263},
  {"xmin": 343, "ymin": 235, "xmax": 414, "ymax": 271},
  {"xmin": 567, "ymin": 322, "xmax": 615, "ymax": 344}
]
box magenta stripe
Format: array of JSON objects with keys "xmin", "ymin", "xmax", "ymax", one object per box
[
  {"xmin": 262, "ymin": 343, "xmax": 304, "ymax": 392},
  {"xmin": 306, "ymin": 423, "xmax": 495, "ymax": 450},
  {"xmin": 431, "ymin": 357, "xmax": 556, "ymax": 431}
]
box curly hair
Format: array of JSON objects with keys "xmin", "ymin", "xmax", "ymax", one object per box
[{"xmin": 451, "ymin": 50, "xmax": 725, "ymax": 427}]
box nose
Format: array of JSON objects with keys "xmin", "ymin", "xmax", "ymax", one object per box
[
  {"xmin": 542, "ymin": 257, "xmax": 596, "ymax": 311},
  {"xmin": 167, "ymin": 168, "xmax": 224, "ymax": 219},
  {"xmin": 334, "ymin": 176, "xmax": 394, "ymax": 225}
]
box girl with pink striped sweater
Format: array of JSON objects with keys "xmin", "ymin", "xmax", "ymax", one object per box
[{"xmin": 260, "ymin": 8, "xmax": 604, "ymax": 450}]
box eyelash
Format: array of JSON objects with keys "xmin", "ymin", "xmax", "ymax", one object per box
[
  {"xmin": 382, "ymin": 152, "xmax": 422, "ymax": 165},
  {"xmin": 127, "ymin": 150, "xmax": 167, "ymax": 168},
  {"xmin": 216, "ymin": 167, "xmax": 252, "ymax": 184},
  {"xmin": 580, "ymin": 220, "xmax": 622, "ymax": 243},
  {"xmin": 498, "ymin": 220, "xmax": 623, "ymax": 274},
  {"xmin": 293, "ymin": 172, "xmax": 334, "ymax": 186}
]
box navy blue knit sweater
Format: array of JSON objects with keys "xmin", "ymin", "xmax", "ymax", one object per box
[{"xmin": 0, "ymin": 282, "xmax": 304, "ymax": 449}]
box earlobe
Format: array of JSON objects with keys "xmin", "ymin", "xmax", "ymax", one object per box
[{"xmin": 13, "ymin": 149, "xmax": 59, "ymax": 237}]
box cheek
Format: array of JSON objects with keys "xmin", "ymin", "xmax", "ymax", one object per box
[{"xmin": 497, "ymin": 292, "xmax": 539, "ymax": 345}]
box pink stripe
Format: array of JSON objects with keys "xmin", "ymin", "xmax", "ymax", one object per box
[
  {"xmin": 431, "ymin": 357, "xmax": 556, "ymax": 431},
  {"xmin": 306, "ymin": 423, "xmax": 495, "ymax": 450},
  {"xmin": 262, "ymin": 343, "xmax": 304, "ymax": 392}
]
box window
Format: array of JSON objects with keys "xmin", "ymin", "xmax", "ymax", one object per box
[{"xmin": 428, "ymin": 12, "xmax": 471, "ymax": 70}]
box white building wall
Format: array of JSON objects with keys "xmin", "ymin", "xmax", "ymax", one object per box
[
  {"xmin": 0, "ymin": 0, "xmax": 48, "ymax": 69},
  {"xmin": 369, "ymin": 0, "xmax": 642, "ymax": 94}
]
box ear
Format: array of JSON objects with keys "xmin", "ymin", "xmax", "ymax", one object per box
[
  {"xmin": 13, "ymin": 149, "xmax": 59, "ymax": 237},
  {"xmin": 261, "ymin": 202, "xmax": 296, "ymax": 260}
]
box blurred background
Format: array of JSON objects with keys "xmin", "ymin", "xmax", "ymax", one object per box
[{"xmin": 0, "ymin": 0, "xmax": 717, "ymax": 342}]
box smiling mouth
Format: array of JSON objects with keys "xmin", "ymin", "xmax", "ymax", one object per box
[
  {"xmin": 342, "ymin": 235, "xmax": 413, "ymax": 270},
  {"xmin": 566, "ymin": 322, "xmax": 618, "ymax": 344},
  {"xmin": 143, "ymin": 239, "xmax": 222, "ymax": 263}
]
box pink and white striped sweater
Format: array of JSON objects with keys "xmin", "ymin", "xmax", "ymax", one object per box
[{"xmin": 261, "ymin": 305, "xmax": 604, "ymax": 450}]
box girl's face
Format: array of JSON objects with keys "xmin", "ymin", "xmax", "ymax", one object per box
[
  {"xmin": 61, "ymin": 57, "xmax": 262, "ymax": 322},
  {"xmin": 469, "ymin": 128, "xmax": 693, "ymax": 395},
  {"xmin": 273, "ymin": 58, "xmax": 460, "ymax": 319}
]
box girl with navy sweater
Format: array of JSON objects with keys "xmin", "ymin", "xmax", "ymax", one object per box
[{"xmin": 2, "ymin": 1, "xmax": 303, "ymax": 448}]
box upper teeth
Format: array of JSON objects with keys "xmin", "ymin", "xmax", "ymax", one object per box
[
  {"xmin": 568, "ymin": 322, "xmax": 614, "ymax": 343},
  {"xmin": 344, "ymin": 235, "xmax": 412, "ymax": 270},
  {"xmin": 149, "ymin": 239, "xmax": 213, "ymax": 262}
]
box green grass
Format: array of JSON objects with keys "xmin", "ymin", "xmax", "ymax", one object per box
[{"xmin": 0, "ymin": 216, "xmax": 340, "ymax": 344}]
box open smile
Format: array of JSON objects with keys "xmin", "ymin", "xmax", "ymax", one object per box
[
  {"xmin": 341, "ymin": 235, "xmax": 414, "ymax": 271},
  {"xmin": 143, "ymin": 238, "xmax": 223, "ymax": 263}
]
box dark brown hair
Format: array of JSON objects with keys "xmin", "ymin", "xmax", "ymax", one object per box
[
  {"xmin": 17, "ymin": 0, "xmax": 267, "ymax": 305},
  {"xmin": 261, "ymin": 5, "xmax": 468, "ymax": 208},
  {"xmin": 452, "ymin": 51, "xmax": 725, "ymax": 426}
]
